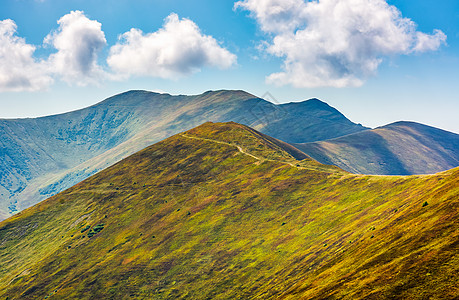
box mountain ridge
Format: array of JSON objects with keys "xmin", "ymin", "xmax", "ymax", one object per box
[
  {"xmin": 0, "ymin": 122, "xmax": 457, "ymax": 299},
  {"xmin": 0, "ymin": 90, "xmax": 366, "ymax": 219},
  {"xmin": 294, "ymin": 121, "xmax": 459, "ymax": 175}
]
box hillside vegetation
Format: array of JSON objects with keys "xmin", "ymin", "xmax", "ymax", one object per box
[
  {"xmin": 0, "ymin": 122, "xmax": 457, "ymax": 299},
  {"xmin": 0, "ymin": 90, "xmax": 365, "ymax": 219}
]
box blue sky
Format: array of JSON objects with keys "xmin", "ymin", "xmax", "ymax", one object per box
[{"xmin": 0, "ymin": 0, "xmax": 458, "ymax": 133}]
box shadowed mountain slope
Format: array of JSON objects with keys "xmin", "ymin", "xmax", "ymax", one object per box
[
  {"xmin": 252, "ymin": 98, "xmax": 367, "ymax": 143},
  {"xmin": 0, "ymin": 90, "xmax": 365, "ymax": 219},
  {"xmin": 294, "ymin": 121, "xmax": 459, "ymax": 175},
  {"xmin": 0, "ymin": 122, "xmax": 457, "ymax": 299}
]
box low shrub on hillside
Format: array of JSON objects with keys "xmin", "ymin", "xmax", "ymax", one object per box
[
  {"xmin": 87, "ymin": 224, "xmax": 105, "ymax": 238},
  {"xmin": 80, "ymin": 225, "xmax": 90, "ymax": 233}
]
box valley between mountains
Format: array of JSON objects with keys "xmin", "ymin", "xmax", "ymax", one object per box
[{"xmin": 0, "ymin": 122, "xmax": 457, "ymax": 299}]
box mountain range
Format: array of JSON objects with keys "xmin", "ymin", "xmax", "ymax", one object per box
[
  {"xmin": 0, "ymin": 90, "xmax": 458, "ymax": 220},
  {"xmin": 0, "ymin": 90, "xmax": 366, "ymax": 219},
  {"xmin": 294, "ymin": 121, "xmax": 459, "ymax": 175},
  {"xmin": 1, "ymin": 122, "xmax": 457, "ymax": 299}
]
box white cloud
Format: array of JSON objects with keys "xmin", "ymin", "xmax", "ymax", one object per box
[
  {"xmin": 234, "ymin": 0, "xmax": 306, "ymax": 34},
  {"xmin": 235, "ymin": 0, "xmax": 447, "ymax": 88},
  {"xmin": 45, "ymin": 10, "xmax": 107, "ymax": 85},
  {"xmin": 107, "ymin": 13, "xmax": 237, "ymax": 79},
  {"xmin": 413, "ymin": 30, "xmax": 447, "ymax": 53},
  {"xmin": 1, "ymin": 11, "xmax": 236, "ymax": 92},
  {"xmin": 0, "ymin": 19, "xmax": 53, "ymax": 92}
]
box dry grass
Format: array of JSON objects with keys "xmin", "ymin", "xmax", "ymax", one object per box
[{"xmin": 0, "ymin": 122, "xmax": 457, "ymax": 299}]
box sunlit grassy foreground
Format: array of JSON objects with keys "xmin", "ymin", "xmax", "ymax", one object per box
[{"xmin": 0, "ymin": 122, "xmax": 457, "ymax": 299}]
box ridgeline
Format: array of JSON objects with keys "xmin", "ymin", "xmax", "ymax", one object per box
[{"xmin": 0, "ymin": 122, "xmax": 457, "ymax": 299}]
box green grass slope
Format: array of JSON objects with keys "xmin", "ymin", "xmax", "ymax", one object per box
[
  {"xmin": 0, "ymin": 90, "xmax": 366, "ymax": 220},
  {"xmin": 0, "ymin": 122, "xmax": 457, "ymax": 299},
  {"xmin": 294, "ymin": 121, "xmax": 459, "ymax": 175}
]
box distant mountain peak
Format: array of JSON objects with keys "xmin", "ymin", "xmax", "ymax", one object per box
[
  {"xmin": 110, "ymin": 89, "xmax": 157, "ymax": 98},
  {"xmin": 296, "ymin": 119, "xmax": 459, "ymax": 175},
  {"xmin": 202, "ymin": 89, "xmax": 255, "ymax": 96},
  {"xmin": 280, "ymin": 98, "xmax": 338, "ymax": 112},
  {"xmin": 197, "ymin": 89, "xmax": 257, "ymax": 101},
  {"xmin": 378, "ymin": 121, "xmax": 422, "ymax": 129},
  {"xmin": 378, "ymin": 121, "xmax": 455, "ymax": 135},
  {"xmin": 305, "ymin": 97, "xmax": 328, "ymax": 104}
]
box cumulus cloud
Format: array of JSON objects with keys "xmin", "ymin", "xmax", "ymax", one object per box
[
  {"xmin": 107, "ymin": 13, "xmax": 237, "ymax": 79},
  {"xmin": 1, "ymin": 11, "xmax": 236, "ymax": 92},
  {"xmin": 235, "ymin": 0, "xmax": 447, "ymax": 88},
  {"xmin": 0, "ymin": 19, "xmax": 53, "ymax": 92},
  {"xmin": 413, "ymin": 30, "xmax": 447, "ymax": 53},
  {"xmin": 45, "ymin": 10, "xmax": 107, "ymax": 85},
  {"xmin": 235, "ymin": 0, "xmax": 306, "ymax": 34}
]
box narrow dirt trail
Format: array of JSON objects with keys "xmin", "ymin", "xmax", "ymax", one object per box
[
  {"xmin": 180, "ymin": 134, "xmax": 262, "ymax": 161},
  {"xmin": 180, "ymin": 133, "xmax": 302, "ymax": 169}
]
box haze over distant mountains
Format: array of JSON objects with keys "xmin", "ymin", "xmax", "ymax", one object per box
[
  {"xmin": 0, "ymin": 89, "xmax": 458, "ymax": 220},
  {"xmin": 0, "ymin": 90, "xmax": 365, "ymax": 219},
  {"xmin": 294, "ymin": 121, "xmax": 459, "ymax": 175}
]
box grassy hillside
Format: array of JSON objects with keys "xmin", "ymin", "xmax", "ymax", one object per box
[
  {"xmin": 0, "ymin": 90, "xmax": 366, "ymax": 219},
  {"xmin": 294, "ymin": 121, "xmax": 459, "ymax": 175},
  {"xmin": 0, "ymin": 122, "xmax": 457, "ymax": 299}
]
